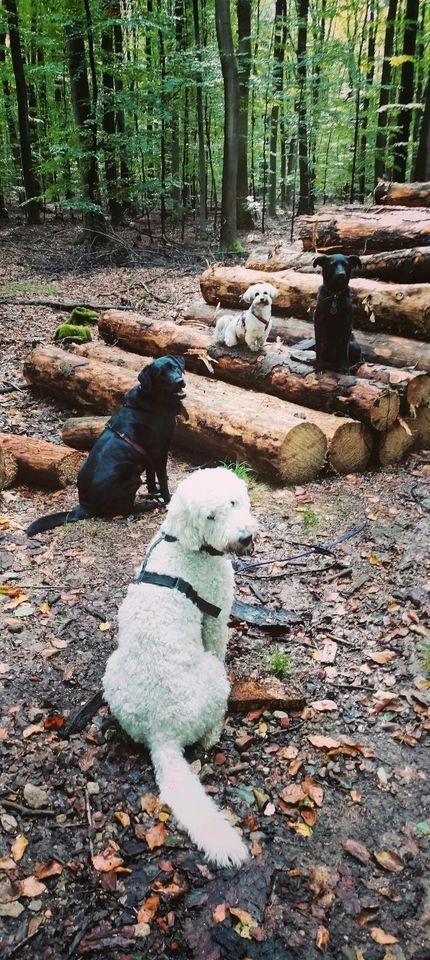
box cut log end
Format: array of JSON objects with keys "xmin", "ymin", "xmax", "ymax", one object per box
[
  {"xmin": 0, "ymin": 433, "xmax": 84, "ymax": 490},
  {"xmin": 369, "ymin": 390, "xmax": 400, "ymax": 432},
  {"xmin": 279, "ymin": 422, "xmax": 327, "ymax": 483},
  {"xmin": 328, "ymin": 421, "xmax": 373, "ymax": 474},
  {"xmin": 3, "ymin": 450, "xmax": 18, "ymax": 488},
  {"xmin": 406, "ymin": 374, "xmax": 430, "ymax": 414},
  {"xmin": 378, "ymin": 420, "xmax": 414, "ymax": 466}
]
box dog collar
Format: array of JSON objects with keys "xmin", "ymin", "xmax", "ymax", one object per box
[
  {"xmin": 239, "ymin": 309, "xmax": 270, "ymax": 329},
  {"xmin": 135, "ymin": 532, "xmax": 222, "ymax": 617},
  {"xmin": 106, "ymin": 423, "xmax": 149, "ymax": 459},
  {"xmin": 319, "ymin": 286, "xmax": 350, "ymax": 316}
]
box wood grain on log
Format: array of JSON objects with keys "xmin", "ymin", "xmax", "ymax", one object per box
[
  {"xmin": 378, "ymin": 419, "xmax": 414, "ymax": 466},
  {"xmin": 374, "ymin": 181, "xmax": 430, "ymax": 208},
  {"xmin": 183, "ymin": 301, "xmax": 430, "ymax": 372},
  {"xmin": 0, "ymin": 433, "xmax": 83, "ymax": 489},
  {"xmin": 297, "ymin": 204, "xmax": 430, "ymax": 253},
  {"xmin": 245, "ymin": 245, "xmax": 430, "ymax": 284},
  {"xmin": 98, "ymin": 310, "xmax": 399, "ymax": 431},
  {"xmin": 26, "ymin": 346, "xmax": 329, "ymax": 483},
  {"xmin": 199, "ymin": 263, "xmax": 430, "ymax": 339},
  {"xmin": 68, "ymin": 343, "xmax": 374, "ymax": 476}
]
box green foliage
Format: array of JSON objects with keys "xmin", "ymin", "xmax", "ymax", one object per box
[
  {"xmin": 54, "ymin": 324, "xmax": 92, "ymax": 343},
  {"xmin": 422, "ymin": 644, "xmax": 430, "ymax": 675},
  {"xmin": 301, "ymin": 509, "xmax": 320, "ymax": 528},
  {"xmin": 269, "ymin": 648, "xmax": 293, "ymax": 677},
  {"xmin": 69, "ymin": 307, "xmax": 99, "ymax": 326},
  {"xmin": 221, "ymin": 460, "xmax": 257, "ymax": 485},
  {"xmin": 0, "ymin": 282, "xmax": 59, "ymax": 296}
]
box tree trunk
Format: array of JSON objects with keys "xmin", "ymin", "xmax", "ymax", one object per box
[
  {"xmin": 200, "ymin": 262, "xmax": 430, "ymax": 339},
  {"xmin": 101, "ymin": 15, "xmax": 123, "ymax": 226},
  {"xmin": 112, "ymin": 2, "xmax": 131, "ymax": 207},
  {"xmin": 374, "ymin": 0, "xmax": 398, "ymax": 182},
  {"xmin": 350, "ymin": 0, "xmax": 369, "ymax": 203},
  {"xmin": 183, "ymin": 301, "xmax": 430, "ymax": 372},
  {"xmin": 192, "ymin": 0, "xmax": 207, "ymax": 237},
  {"xmin": 236, "ymin": 0, "xmax": 254, "ymax": 228},
  {"xmin": 414, "ymin": 73, "xmax": 430, "ymax": 180},
  {"xmin": 267, "ymin": 0, "xmax": 285, "ymax": 217},
  {"xmin": 25, "ymin": 346, "xmax": 331, "ymax": 484},
  {"xmin": 245, "ymin": 243, "xmax": 430, "ymax": 282},
  {"xmin": 296, "ymin": 0, "xmax": 313, "ymax": 215},
  {"xmin": 215, "ymin": 0, "xmax": 240, "ymax": 248},
  {"xmin": 66, "ymin": 15, "xmax": 107, "ymax": 244},
  {"xmin": 97, "ymin": 310, "xmax": 399, "ymax": 431},
  {"xmin": 358, "ymin": 0, "xmax": 376, "ymax": 202},
  {"xmin": 4, "ymin": 0, "xmax": 41, "ymax": 224},
  {"xmin": 374, "ymin": 180, "xmax": 430, "ymax": 207},
  {"xmin": 0, "ymin": 433, "xmax": 83, "ymax": 488},
  {"xmin": 298, "ymin": 204, "xmax": 430, "ymax": 253},
  {"xmin": 392, "ymin": 0, "xmax": 419, "ymax": 181},
  {"xmin": 62, "ymin": 351, "xmax": 373, "ymax": 478}
]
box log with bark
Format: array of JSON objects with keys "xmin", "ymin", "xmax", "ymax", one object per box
[
  {"xmin": 297, "ymin": 204, "xmax": 430, "ymax": 253},
  {"xmin": 68, "ymin": 343, "xmax": 373, "ymax": 473},
  {"xmin": 0, "ymin": 433, "xmax": 84, "ymax": 488},
  {"xmin": 374, "ymin": 181, "xmax": 430, "ymax": 208},
  {"xmin": 200, "ymin": 263, "xmax": 430, "ymax": 340},
  {"xmin": 183, "ymin": 301, "xmax": 430, "ymax": 372},
  {"xmin": 245, "ymin": 245, "xmax": 430, "ymax": 284},
  {"xmin": 98, "ymin": 310, "xmax": 399, "ymax": 430},
  {"xmin": 0, "ymin": 443, "xmax": 6, "ymax": 492},
  {"xmin": 25, "ymin": 345, "xmax": 331, "ymax": 483}
]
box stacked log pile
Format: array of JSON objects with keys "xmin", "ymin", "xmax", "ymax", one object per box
[{"xmin": 20, "ymin": 192, "xmax": 430, "ymax": 487}]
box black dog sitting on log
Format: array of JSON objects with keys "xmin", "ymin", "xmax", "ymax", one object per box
[
  {"xmin": 311, "ymin": 253, "xmax": 362, "ymax": 373},
  {"xmin": 26, "ymin": 355, "xmax": 186, "ymax": 536}
]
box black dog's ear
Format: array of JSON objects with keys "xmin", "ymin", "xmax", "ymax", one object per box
[
  {"xmin": 348, "ymin": 255, "xmax": 362, "ymax": 270},
  {"xmin": 313, "ymin": 255, "xmax": 329, "ymax": 270},
  {"xmin": 137, "ymin": 365, "xmax": 153, "ymax": 395}
]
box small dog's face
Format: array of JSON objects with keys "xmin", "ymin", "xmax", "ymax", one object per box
[
  {"xmin": 313, "ymin": 254, "xmax": 361, "ymax": 293},
  {"xmin": 242, "ymin": 283, "xmax": 279, "ymax": 309},
  {"xmin": 166, "ymin": 467, "xmax": 257, "ymax": 554},
  {"xmin": 139, "ymin": 355, "xmax": 186, "ymax": 401}
]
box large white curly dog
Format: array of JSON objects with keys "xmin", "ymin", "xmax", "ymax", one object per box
[
  {"xmin": 214, "ymin": 281, "xmax": 279, "ymax": 352},
  {"xmin": 103, "ymin": 467, "xmax": 257, "ymax": 867}
]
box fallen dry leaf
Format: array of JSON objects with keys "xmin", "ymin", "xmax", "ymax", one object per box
[
  {"xmin": 374, "ymin": 851, "xmax": 405, "ymax": 873},
  {"xmin": 370, "ymin": 927, "xmax": 398, "ymax": 945},
  {"xmin": 11, "ymin": 835, "xmax": 28, "ymax": 862},
  {"xmin": 350, "ymin": 790, "xmax": 363, "ymax": 804},
  {"xmin": 280, "ymin": 783, "xmax": 306, "ymax": 805},
  {"xmin": 22, "ymin": 723, "xmax": 44, "ymax": 739},
  {"xmin": 213, "ymin": 902, "xmax": 228, "ymax": 923},
  {"xmin": 316, "ymin": 925, "xmax": 329, "ymax": 952},
  {"xmin": 310, "ymin": 700, "xmax": 338, "ymax": 712},
  {"xmin": 367, "ymin": 650, "xmax": 396, "ymax": 665},
  {"xmin": 34, "ymin": 860, "xmax": 63, "ymax": 879},
  {"xmin": 0, "ymin": 857, "xmax": 16, "ymax": 871},
  {"xmin": 303, "ymin": 777, "xmax": 324, "ymax": 807},
  {"xmin": 357, "ymin": 904, "xmax": 380, "ymax": 925},
  {"xmin": 114, "ymin": 811, "xmax": 130, "ymax": 828},
  {"xmin": 230, "ymin": 906, "xmax": 254, "ymax": 926},
  {"xmin": 141, "ymin": 793, "xmax": 159, "ymax": 815},
  {"xmin": 18, "ymin": 876, "xmax": 47, "ymax": 898},
  {"xmin": 341, "ymin": 838, "xmax": 371, "ymax": 864},
  {"xmin": 91, "ymin": 849, "xmax": 124, "ymax": 872},
  {"xmin": 145, "ymin": 823, "xmax": 167, "ymax": 850},
  {"xmin": 308, "ymin": 735, "xmax": 340, "ymax": 750},
  {"xmin": 137, "ymin": 895, "xmax": 160, "ymax": 924},
  {"xmin": 289, "ymin": 821, "xmax": 313, "ymax": 838}
]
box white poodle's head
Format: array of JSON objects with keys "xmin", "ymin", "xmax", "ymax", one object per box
[
  {"xmin": 164, "ymin": 467, "xmax": 257, "ymax": 554},
  {"xmin": 242, "ymin": 283, "xmax": 279, "ymax": 309}
]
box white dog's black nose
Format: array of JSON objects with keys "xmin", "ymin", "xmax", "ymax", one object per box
[{"xmin": 238, "ymin": 533, "xmax": 253, "ymax": 547}]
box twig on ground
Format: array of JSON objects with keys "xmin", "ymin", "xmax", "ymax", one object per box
[
  {"xmin": 0, "ymin": 298, "xmax": 132, "ymax": 311},
  {"xmin": 84, "ymin": 787, "xmax": 94, "ymax": 858},
  {"xmin": 1, "ymin": 799, "xmax": 56, "ymax": 817}
]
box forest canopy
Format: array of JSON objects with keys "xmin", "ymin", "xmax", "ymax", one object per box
[{"xmin": 0, "ymin": 0, "xmax": 429, "ymax": 246}]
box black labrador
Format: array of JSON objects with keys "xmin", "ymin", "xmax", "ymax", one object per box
[
  {"xmin": 26, "ymin": 355, "xmax": 186, "ymax": 536},
  {"xmin": 311, "ymin": 253, "xmax": 362, "ymax": 373}
]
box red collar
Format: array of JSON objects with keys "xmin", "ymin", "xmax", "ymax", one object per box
[
  {"xmin": 240, "ymin": 308, "xmax": 270, "ymax": 328},
  {"xmin": 107, "ymin": 424, "xmax": 148, "ymax": 459}
]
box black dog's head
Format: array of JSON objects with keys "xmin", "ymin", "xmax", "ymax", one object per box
[
  {"xmin": 313, "ymin": 254, "xmax": 362, "ymax": 293},
  {"xmin": 137, "ymin": 355, "xmax": 186, "ymax": 403}
]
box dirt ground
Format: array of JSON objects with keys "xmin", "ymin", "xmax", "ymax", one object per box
[{"xmin": 0, "ymin": 215, "xmax": 429, "ymax": 960}]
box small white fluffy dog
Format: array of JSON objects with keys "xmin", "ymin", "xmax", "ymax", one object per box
[
  {"xmin": 214, "ymin": 282, "xmax": 279, "ymax": 352},
  {"xmin": 103, "ymin": 467, "xmax": 257, "ymax": 868}
]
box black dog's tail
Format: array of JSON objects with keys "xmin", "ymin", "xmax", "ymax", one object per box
[{"xmin": 26, "ymin": 505, "xmax": 92, "ymax": 537}]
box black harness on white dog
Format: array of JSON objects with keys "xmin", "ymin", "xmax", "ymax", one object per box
[{"xmin": 136, "ymin": 532, "xmax": 221, "ymax": 618}]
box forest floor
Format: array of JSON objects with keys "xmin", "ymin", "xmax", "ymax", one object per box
[{"xmin": 0, "ymin": 214, "xmax": 429, "ymax": 960}]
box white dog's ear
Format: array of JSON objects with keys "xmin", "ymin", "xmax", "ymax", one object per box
[
  {"xmin": 268, "ymin": 285, "xmax": 279, "ymax": 300},
  {"xmin": 242, "ymin": 285, "xmax": 257, "ymax": 304},
  {"xmin": 163, "ymin": 486, "xmax": 205, "ymax": 551}
]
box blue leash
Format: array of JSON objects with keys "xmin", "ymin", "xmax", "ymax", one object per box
[{"xmin": 237, "ymin": 520, "xmax": 369, "ymax": 575}]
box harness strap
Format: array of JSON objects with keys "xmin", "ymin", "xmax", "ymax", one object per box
[
  {"xmin": 106, "ymin": 423, "xmax": 149, "ymax": 459},
  {"xmin": 238, "ymin": 309, "xmax": 270, "ymax": 329},
  {"xmin": 137, "ymin": 570, "xmax": 221, "ymax": 618}
]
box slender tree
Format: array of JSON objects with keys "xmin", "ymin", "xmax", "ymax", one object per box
[
  {"xmin": 374, "ymin": 0, "xmax": 398, "ymax": 182},
  {"xmin": 296, "ymin": 0, "xmax": 313, "ymax": 214},
  {"xmin": 237, "ymin": 0, "xmax": 253, "ymax": 228},
  {"xmin": 414, "ymin": 71, "xmax": 430, "ymax": 179},
  {"xmin": 215, "ymin": 0, "xmax": 240, "ymax": 248},
  {"xmin": 268, "ymin": 0, "xmax": 286, "ymax": 217},
  {"xmin": 358, "ymin": 0, "xmax": 376, "ymax": 202},
  {"xmin": 66, "ymin": 14, "xmax": 106, "ymax": 243},
  {"xmin": 192, "ymin": 0, "xmax": 207, "ymax": 236},
  {"xmin": 101, "ymin": 9, "xmax": 123, "ymax": 225},
  {"xmin": 4, "ymin": 0, "xmax": 41, "ymax": 223},
  {"xmin": 393, "ymin": 0, "xmax": 419, "ymax": 181}
]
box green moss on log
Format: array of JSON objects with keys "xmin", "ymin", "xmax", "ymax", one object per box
[
  {"xmin": 54, "ymin": 324, "xmax": 92, "ymax": 343},
  {"xmin": 69, "ymin": 307, "xmax": 99, "ymax": 326}
]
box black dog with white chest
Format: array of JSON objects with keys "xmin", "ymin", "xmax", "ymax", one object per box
[
  {"xmin": 26, "ymin": 355, "xmax": 186, "ymax": 536},
  {"xmin": 313, "ymin": 253, "xmax": 362, "ymax": 373}
]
